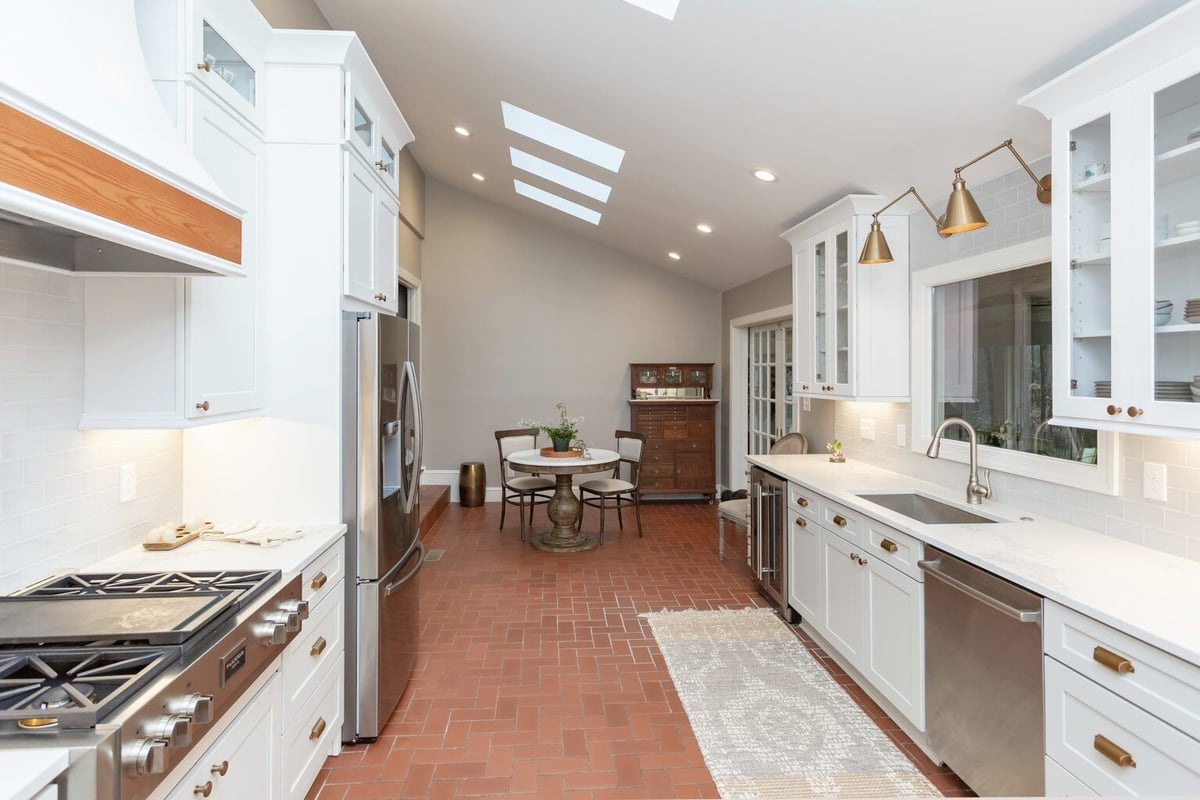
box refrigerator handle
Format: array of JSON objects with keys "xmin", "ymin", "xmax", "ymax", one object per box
[{"xmin": 402, "ymin": 360, "xmax": 422, "ymax": 515}]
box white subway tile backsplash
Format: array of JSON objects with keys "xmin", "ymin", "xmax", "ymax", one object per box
[{"xmin": 0, "ymin": 265, "xmax": 181, "ymax": 593}]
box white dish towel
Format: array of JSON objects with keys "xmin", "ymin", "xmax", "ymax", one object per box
[{"xmin": 201, "ymin": 524, "xmax": 304, "ymax": 548}]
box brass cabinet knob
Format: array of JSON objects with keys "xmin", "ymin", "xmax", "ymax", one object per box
[
  {"xmin": 797, "ymin": 497, "xmax": 808, "ymax": 507},
  {"xmin": 1127, "ymin": 406, "xmax": 1144, "ymax": 417},
  {"xmin": 310, "ymin": 717, "xmax": 327, "ymax": 741},
  {"xmin": 310, "ymin": 636, "xmax": 328, "ymax": 657},
  {"xmin": 1093, "ymin": 645, "xmax": 1135, "ymax": 674},
  {"xmin": 849, "ymin": 551, "xmax": 858, "ymax": 561},
  {"xmin": 196, "ymin": 61, "xmax": 212, "ymax": 72},
  {"xmin": 832, "ymin": 514, "xmax": 847, "ymax": 527},
  {"xmin": 1106, "ymin": 404, "xmax": 1122, "ymax": 416},
  {"xmin": 857, "ymin": 556, "xmax": 867, "ymax": 566},
  {"xmin": 211, "ymin": 761, "xmax": 229, "ymax": 776},
  {"xmin": 194, "ymin": 781, "xmax": 213, "ymax": 797},
  {"xmin": 310, "ymin": 571, "xmax": 328, "ymax": 590},
  {"xmin": 196, "ymin": 401, "xmax": 210, "ymax": 411},
  {"xmin": 879, "ymin": 538, "xmax": 899, "ymax": 553},
  {"xmin": 1094, "ymin": 734, "xmax": 1136, "ymax": 768},
  {"xmin": 375, "ymin": 160, "xmax": 388, "ymax": 171},
  {"xmin": 794, "ymin": 517, "xmax": 807, "ymax": 528},
  {"xmin": 374, "ymin": 292, "xmax": 388, "ymax": 302},
  {"xmin": 801, "ymin": 384, "xmax": 809, "ymax": 391}
]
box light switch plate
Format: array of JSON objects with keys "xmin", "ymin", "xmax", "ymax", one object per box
[
  {"xmin": 860, "ymin": 418, "xmax": 876, "ymax": 441},
  {"xmin": 802, "ymin": 397, "xmax": 811, "ymax": 412},
  {"xmin": 1144, "ymin": 462, "xmax": 1168, "ymax": 502},
  {"xmin": 119, "ymin": 463, "xmax": 136, "ymax": 503},
  {"xmin": 897, "ymin": 424, "xmax": 907, "ymax": 448}
]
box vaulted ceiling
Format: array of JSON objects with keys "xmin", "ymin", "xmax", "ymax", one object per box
[{"xmin": 315, "ymin": 0, "xmax": 1187, "ymax": 290}]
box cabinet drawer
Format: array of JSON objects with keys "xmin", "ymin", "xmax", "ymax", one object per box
[
  {"xmin": 1044, "ymin": 601, "xmax": 1200, "ymax": 740},
  {"xmin": 303, "ymin": 541, "xmax": 344, "ymax": 606},
  {"xmin": 676, "ymin": 438, "xmax": 711, "ymax": 452},
  {"xmin": 863, "ymin": 520, "xmax": 923, "ymax": 581},
  {"xmin": 283, "ymin": 654, "xmax": 343, "ymax": 800},
  {"xmin": 1045, "ymin": 756, "xmax": 1099, "ymax": 796},
  {"xmin": 662, "ymin": 421, "xmax": 689, "ymax": 439},
  {"xmin": 282, "ymin": 582, "xmax": 344, "ymax": 727},
  {"xmin": 788, "ymin": 483, "xmax": 822, "ymax": 521},
  {"xmin": 641, "ymin": 477, "xmax": 677, "ymax": 491},
  {"xmin": 1045, "ymin": 657, "xmax": 1200, "ymax": 796},
  {"xmin": 643, "ymin": 450, "xmax": 674, "ymax": 468},
  {"xmin": 820, "ymin": 499, "xmax": 862, "ymax": 545},
  {"xmin": 688, "ymin": 405, "xmax": 714, "ymax": 420},
  {"xmin": 640, "ymin": 463, "xmax": 674, "ymax": 478},
  {"xmin": 643, "ymin": 439, "xmax": 673, "ymax": 453}
]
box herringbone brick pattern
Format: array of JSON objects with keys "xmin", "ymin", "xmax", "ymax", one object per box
[{"xmin": 308, "ymin": 500, "xmax": 971, "ymax": 799}]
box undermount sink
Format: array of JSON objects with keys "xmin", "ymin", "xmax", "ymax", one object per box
[{"xmin": 854, "ymin": 491, "xmax": 999, "ymax": 525}]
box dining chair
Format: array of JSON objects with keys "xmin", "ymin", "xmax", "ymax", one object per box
[
  {"xmin": 717, "ymin": 432, "xmax": 809, "ymax": 562},
  {"xmin": 494, "ymin": 428, "xmax": 554, "ymax": 542},
  {"xmin": 577, "ymin": 430, "xmax": 646, "ymax": 543}
]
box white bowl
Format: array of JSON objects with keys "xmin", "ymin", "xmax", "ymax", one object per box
[{"xmin": 1156, "ymin": 311, "xmax": 1172, "ymax": 326}]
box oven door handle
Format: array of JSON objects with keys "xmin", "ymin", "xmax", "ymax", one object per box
[
  {"xmin": 918, "ymin": 558, "xmax": 1041, "ymax": 624},
  {"xmin": 385, "ymin": 542, "xmax": 424, "ymax": 597}
]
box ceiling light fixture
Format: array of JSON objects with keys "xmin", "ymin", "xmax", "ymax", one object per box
[
  {"xmin": 501, "ymin": 102, "xmax": 625, "ymax": 172},
  {"xmin": 753, "ymin": 169, "xmax": 777, "ymax": 183},
  {"xmin": 454, "ymin": 125, "xmax": 471, "ymax": 137},
  {"xmin": 941, "ymin": 138, "xmax": 1051, "ymax": 234},
  {"xmin": 858, "ymin": 187, "xmax": 948, "ymax": 265},
  {"xmin": 696, "ymin": 223, "xmax": 712, "ymax": 234},
  {"xmin": 509, "ymin": 147, "xmax": 612, "ymax": 203},
  {"xmin": 514, "ymin": 179, "xmax": 602, "ymax": 225},
  {"xmin": 668, "ymin": 251, "xmax": 681, "ymax": 260},
  {"xmin": 471, "ymin": 173, "xmax": 485, "ymax": 181},
  {"xmin": 620, "ymin": 0, "xmax": 681, "ymax": 20}
]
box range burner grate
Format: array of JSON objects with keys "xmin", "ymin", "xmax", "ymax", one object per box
[{"xmin": 19, "ymin": 570, "xmax": 280, "ymax": 608}]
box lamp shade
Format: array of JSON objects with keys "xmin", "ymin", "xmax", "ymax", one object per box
[
  {"xmin": 858, "ymin": 218, "xmax": 894, "ymax": 264},
  {"xmin": 941, "ymin": 175, "xmax": 987, "ymax": 234}
]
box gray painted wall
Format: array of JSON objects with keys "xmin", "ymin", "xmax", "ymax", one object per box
[
  {"xmin": 250, "ymin": 0, "xmax": 330, "ymax": 29},
  {"xmin": 421, "ymin": 180, "xmax": 720, "ymax": 486}
]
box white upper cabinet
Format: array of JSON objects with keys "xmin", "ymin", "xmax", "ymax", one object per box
[
  {"xmin": 783, "ymin": 195, "xmax": 910, "ymax": 401},
  {"xmin": 1022, "ymin": 5, "xmax": 1200, "ymax": 438}
]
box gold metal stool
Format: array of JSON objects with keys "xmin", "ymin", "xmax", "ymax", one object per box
[{"xmin": 459, "ymin": 462, "xmax": 486, "ymax": 507}]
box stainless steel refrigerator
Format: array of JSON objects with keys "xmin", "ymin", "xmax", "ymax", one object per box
[{"xmin": 341, "ymin": 311, "xmax": 424, "ymax": 743}]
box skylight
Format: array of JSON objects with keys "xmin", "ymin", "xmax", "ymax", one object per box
[
  {"xmin": 509, "ymin": 147, "xmax": 612, "ymax": 203},
  {"xmin": 621, "ymin": 0, "xmax": 680, "ymax": 20},
  {"xmin": 514, "ymin": 180, "xmax": 602, "ymax": 225},
  {"xmin": 501, "ymin": 102, "xmax": 625, "ymax": 173}
]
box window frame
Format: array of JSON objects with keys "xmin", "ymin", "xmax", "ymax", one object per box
[{"xmin": 911, "ymin": 236, "xmax": 1120, "ymax": 495}]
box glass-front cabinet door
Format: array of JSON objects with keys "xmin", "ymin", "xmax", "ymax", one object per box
[
  {"xmin": 831, "ymin": 227, "xmax": 852, "ymax": 394},
  {"xmin": 811, "ymin": 237, "xmax": 828, "ymax": 389}
]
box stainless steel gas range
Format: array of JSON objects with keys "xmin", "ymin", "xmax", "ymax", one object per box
[{"xmin": 0, "ymin": 570, "xmax": 307, "ymax": 799}]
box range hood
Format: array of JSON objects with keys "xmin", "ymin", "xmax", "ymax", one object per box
[{"xmin": 0, "ymin": 1, "xmax": 244, "ymax": 276}]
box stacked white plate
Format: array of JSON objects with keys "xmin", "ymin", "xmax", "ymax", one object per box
[
  {"xmin": 1186, "ymin": 298, "xmax": 1200, "ymax": 323},
  {"xmin": 1155, "ymin": 381, "xmax": 1192, "ymax": 401},
  {"xmin": 1177, "ymin": 220, "xmax": 1200, "ymax": 237},
  {"xmin": 1095, "ymin": 380, "xmax": 1111, "ymax": 398}
]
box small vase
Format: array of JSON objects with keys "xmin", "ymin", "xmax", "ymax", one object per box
[
  {"xmin": 551, "ymin": 436, "xmax": 572, "ymax": 452},
  {"xmin": 829, "ymin": 453, "xmax": 845, "ymax": 463}
]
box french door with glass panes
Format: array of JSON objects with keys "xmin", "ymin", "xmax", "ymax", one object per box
[{"xmin": 749, "ymin": 322, "xmax": 794, "ymax": 454}]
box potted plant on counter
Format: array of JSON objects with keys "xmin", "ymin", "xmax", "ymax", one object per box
[{"xmin": 826, "ymin": 439, "xmax": 845, "ymax": 463}]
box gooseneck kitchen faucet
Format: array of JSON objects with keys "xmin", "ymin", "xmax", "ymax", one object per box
[{"xmin": 926, "ymin": 417, "xmax": 992, "ymax": 505}]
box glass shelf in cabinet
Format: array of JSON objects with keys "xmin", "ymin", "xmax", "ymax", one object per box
[
  {"xmin": 1071, "ymin": 254, "xmax": 1112, "ymax": 268},
  {"xmin": 1156, "ymin": 231, "xmax": 1200, "ymax": 251},
  {"xmin": 1073, "ymin": 330, "xmax": 1112, "ymax": 339},
  {"xmin": 1073, "ymin": 173, "xmax": 1111, "ymax": 193},
  {"xmin": 1155, "ymin": 140, "xmax": 1200, "ymax": 185}
]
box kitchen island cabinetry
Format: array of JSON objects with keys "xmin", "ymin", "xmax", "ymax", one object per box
[{"xmin": 781, "ymin": 195, "xmax": 909, "ymax": 402}]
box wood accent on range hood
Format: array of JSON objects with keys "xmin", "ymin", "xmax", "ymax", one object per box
[{"xmin": 0, "ymin": 100, "xmax": 241, "ymax": 264}]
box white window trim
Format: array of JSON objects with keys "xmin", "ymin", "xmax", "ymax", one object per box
[{"xmin": 911, "ymin": 236, "xmax": 1120, "ymax": 495}]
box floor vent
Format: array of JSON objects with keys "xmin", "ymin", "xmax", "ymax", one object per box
[{"xmin": 424, "ymin": 548, "xmax": 445, "ymax": 562}]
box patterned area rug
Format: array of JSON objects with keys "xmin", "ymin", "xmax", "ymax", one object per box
[{"xmin": 641, "ymin": 607, "xmax": 938, "ymax": 799}]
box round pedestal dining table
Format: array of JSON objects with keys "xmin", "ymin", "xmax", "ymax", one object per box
[{"xmin": 506, "ymin": 448, "xmax": 619, "ymax": 552}]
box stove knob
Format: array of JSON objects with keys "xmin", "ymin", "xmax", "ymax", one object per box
[
  {"xmin": 148, "ymin": 714, "xmax": 192, "ymax": 747},
  {"xmin": 281, "ymin": 598, "xmax": 310, "ymax": 621},
  {"xmin": 123, "ymin": 738, "xmax": 169, "ymax": 776},
  {"xmin": 168, "ymin": 693, "xmax": 214, "ymax": 725},
  {"xmin": 267, "ymin": 610, "xmax": 301, "ymax": 633},
  {"xmin": 256, "ymin": 621, "xmax": 288, "ymax": 646}
]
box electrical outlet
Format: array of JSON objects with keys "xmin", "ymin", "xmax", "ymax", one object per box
[
  {"xmin": 802, "ymin": 397, "xmax": 811, "ymax": 412},
  {"xmin": 1144, "ymin": 462, "xmax": 1168, "ymax": 502},
  {"xmin": 860, "ymin": 418, "xmax": 876, "ymax": 441},
  {"xmin": 119, "ymin": 463, "xmax": 136, "ymax": 503},
  {"xmin": 897, "ymin": 423, "xmax": 907, "ymax": 448}
]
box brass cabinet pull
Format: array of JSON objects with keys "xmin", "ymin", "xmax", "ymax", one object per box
[
  {"xmin": 194, "ymin": 781, "xmax": 213, "ymax": 797},
  {"xmin": 879, "ymin": 538, "xmax": 899, "ymax": 553},
  {"xmin": 310, "ymin": 717, "xmax": 327, "ymax": 741},
  {"xmin": 310, "ymin": 636, "xmax": 328, "ymax": 657},
  {"xmin": 1094, "ymin": 734, "xmax": 1136, "ymax": 768},
  {"xmin": 310, "ymin": 571, "xmax": 328, "ymax": 590},
  {"xmin": 849, "ymin": 551, "xmax": 858, "ymax": 561},
  {"xmin": 1127, "ymin": 406, "xmax": 1144, "ymax": 418},
  {"xmin": 794, "ymin": 517, "xmax": 807, "ymax": 528},
  {"xmin": 196, "ymin": 401, "xmax": 210, "ymax": 411},
  {"xmin": 1106, "ymin": 404, "xmax": 1122, "ymax": 416},
  {"xmin": 374, "ymin": 292, "xmax": 388, "ymax": 302},
  {"xmin": 801, "ymin": 384, "xmax": 809, "ymax": 391},
  {"xmin": 211, "ymin": 761, "xmax": 228, "ymax": 776},
  {"xmin": 797, "ymin": 497, "xmax": 809, "ymax": 507},
  {"xmin": 196, "ymin": 61, "xmax": 212, "ymax": 72},
  {"xmin": 832, "ymin": 514, "xmax": 847, "ymax": 527},
  {"xmin": 1093, "ymin": 645, "xmax": 1135, "ymax": 674},
  {"xmin": 857, "ymin": 556, "xmax": 867, "ymax": 566},
  {"xmin": 375, "ymin": 160, "xmax": 388, "ymax": 171}
]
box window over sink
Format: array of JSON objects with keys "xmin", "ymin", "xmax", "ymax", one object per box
[{"xmin": 913, "ymin": 238, "xmax": 1119, "ymax": 494}]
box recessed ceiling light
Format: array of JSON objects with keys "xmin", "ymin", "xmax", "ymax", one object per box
[
  {"xmin": 454, "ymin": 126, "xmax": 471, "ymax": 137},
  {"xmin": 621, "ymin": 0, "xmax": 681, "ymax": 20},
  {"xmin": 502, "ymin": 102, "xmax": 625, "ymax": 173},
  {"xmin": 510, "ymin": 147, "xmax": 612, "ymax": 203},
  {"xmin": 753, "ymin": 169, "xmax": 777, "ymax": 183},
  {"xmin": 514, "ymin": 179, "xmax": 602, "ymax": 225},
  {"xmin": 471, "ymin": 173, "xmax": 485, "ymax": 181},
  {"xmin": 696, "ymin": 223, "xmax": 713, "ymax": 234},
  {"xmin": 668, "ymin": 251, "xmax": 681, "ymax": 261}
]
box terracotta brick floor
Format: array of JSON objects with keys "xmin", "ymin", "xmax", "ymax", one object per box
[{"xmin": 308, "ymin": 500, "xmax": 973, "ymax": 799}]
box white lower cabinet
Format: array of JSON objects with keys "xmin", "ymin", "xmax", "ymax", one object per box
[
  {"xmin": 284, "ymin": 653, "xmax": 344, "ymax": 800},
  {"xmin": 1046, "ymin": 756, "xmax": 1099, "ymax": 796},
  {"xmin": 787, "ymin": 510, "xmax": 823, "ymax": 627},
  {"xmin": 819, "ymin": 527, "xmax": 867, "ymax": 664},
  {"xmin": 863, "ymin": 555, "xmax": 924, "ymax": 730},
  {"xmin": 165, "ymin": 673, "xmax": 281, "ymax": 800}
]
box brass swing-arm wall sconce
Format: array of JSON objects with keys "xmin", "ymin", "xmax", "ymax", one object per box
[{"xmin": 859, "ymin": 138, "xmax": 1052, "ymax": 264}]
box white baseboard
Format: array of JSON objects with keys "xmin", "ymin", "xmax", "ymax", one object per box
[{"xmin": 422, "ymin": 469, "xmax": 502, "ymax": 503}]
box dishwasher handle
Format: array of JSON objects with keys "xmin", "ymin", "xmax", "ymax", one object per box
[{"xmin": 918, "ymin": 558, "xmax": 1042, "ymax": 624}]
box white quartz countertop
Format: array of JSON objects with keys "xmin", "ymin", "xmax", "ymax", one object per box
[
  {"xmin": 87, "ymin": 523, "xmax": 346, "ymax": 575},
  {"xmin": 0, "ymin": 748, "xmax": 68, "ymax": 800},
  {"xmin": 748, "ymin": 454, "xmax": 1200, "ymax": 667}
]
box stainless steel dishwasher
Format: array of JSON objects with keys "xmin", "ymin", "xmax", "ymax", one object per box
[{"xmin": 920, "ymin": 546, "xmax": 1044, "ymax": 797}]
